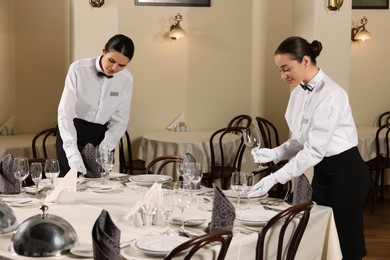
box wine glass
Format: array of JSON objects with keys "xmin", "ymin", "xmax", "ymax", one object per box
[
  {"xmin": 243, "ymin": 126, "xmax": 267, "ymax": 171},
  {"xmin": 44, "ymin": 159, "xmax": 60, "ymax": 191},
  {"xmin": 243, "ymin": 172, "xmax": 255, "ymax": 209},
  {"xmin": 12, "ymin": 157, "xmax": 29, "ymax": 197},
  {"xmin": 161, "ymin": 192, "xmax": 175, "ymax": 235},
  {"xmin": 188, "ymin": 162, "xmax": 203, "ymax": 201},
  {"xmin": 230, "ymin": 171, "xmax": 247, "ymax": 211},
  {"xmin": 173, "ymin": 181, "xmax": 192, "ymax": 232},
  {"xmin": 176, "ymin": 154, "xmax": 188, "ymax": 182},
  {"xmin": 30, "ymin": 162, "xmax": 42, "ymax": 198},
  {"xmin": 95, "ymin": 145, "xmax": 114, "ymax": 185}
]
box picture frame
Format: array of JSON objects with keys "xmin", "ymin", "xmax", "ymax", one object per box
[
  {"xmin": 352, "ymin": 0, "xmax": 389, "ymax": 9},
  {"xmin": 135, "ymin": 0, "xmax": 210, "ymax": 7}
]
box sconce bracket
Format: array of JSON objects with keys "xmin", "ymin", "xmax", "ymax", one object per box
[{"xmin": 90, "ymin": 0, "xmax": 104, "ymax": 8}]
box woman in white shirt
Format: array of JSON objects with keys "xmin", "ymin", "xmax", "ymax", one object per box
[
  {"xmin": 56, "ymin": 34, "xmax": 134, "ymax": 177},
  {"xmin": 250, "ymin": 36, "xmax": 370, "ymax": 260}
]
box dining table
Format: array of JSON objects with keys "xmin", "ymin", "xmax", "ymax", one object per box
[
  {"xmin": 137, "ymin": 130, "xmax": 242, "ymax": 180},
  {"xmin": 0, "ymin": 173, "xmax": 342, "ymax": 260}
]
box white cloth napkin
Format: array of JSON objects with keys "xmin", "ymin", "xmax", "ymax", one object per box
[
  {"xmin": 45, "ymin": 169, "xmax": 78, "ymax": 203},
  {"xmin": 122, "ymin": 182, "xmax": 162, "ymax": 221},
  {"xmin": 166, "ymin": 112, "xmax": 185, "ymax": 131}
]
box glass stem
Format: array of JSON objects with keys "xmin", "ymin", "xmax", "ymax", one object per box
[{"xmin": 35, "ymin": 182, "xmax": 39, "ymax": 197}]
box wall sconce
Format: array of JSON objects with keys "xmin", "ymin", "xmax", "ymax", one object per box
[
  {"xmin": 90, "ymin": 0, "xmax": 104, "ymax": 7},
  {"xmin": 327, "ymin": 0, "xmax": 343, "ymax": 11},
  {"xmin": 351, "ymin": 16, "xmax": 372, "ymax": 42},
  {"xmin": 169, "ymin": 13, "xmax": 187, "ymax": 40}
]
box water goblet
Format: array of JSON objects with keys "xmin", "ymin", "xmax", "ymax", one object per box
[
  {"xmin": 230, "ymin": 171, "xmax": 247, "ymax": 212},
  {"xmin": 161, "ymin": 192, "xmax": 175, "ymax": 235},
  {"xmin": 44, "ymin": 159, "xmax": 60, "ymax": 191},
  {"xmin": 173, "ymin": 181, "xmax": 192, "ymax": 232},
  {"xmin": 30, "ymin": 162, "xmax": 42, "ymax": 198},
  {"xmin": 243, "ymin": 172, "xmax": 255, "ymax": 209},
  {"xmin": 188, "ymin": 162, "xmax": 203, "ymax": 201},
  {"xmin": 243, "ymin": 126, "xmax": 267, "ymax": 171},
  {"xmin": 12, "ymin": 157, "xmax": 29, "ymax": 197},
  {"xmin": 95, "ymin": 145, "xmax": 114, "ymax": 185}
]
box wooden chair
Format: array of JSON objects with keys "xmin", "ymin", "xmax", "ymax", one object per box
[
  {"xmin": 31, "ymin": 127, "xmax": 57, "ymax": 159},
  {"xmin": 145, "ymin": 155, "xmax": 183, "ymax": 175},
  {"xmin": 118, "ymin": 130, "xmax": 146, "ymax": 175},
  {"xmin": 227, "ymin": 114, "xmax": 252, "ymax": 128},
  {"xmin": 365, "ymin": 122, "xmax": 390, "ymax": 212},
  {"xmin": 164, "ymin": 229, "xmax": 233, "ymax": 260},
  {"xmin": 378, "ymin": 111, "xmax": 390, "ymax": 127},
  {"xmin": 202, "ymin": 126, "xmax": 247, "ymax": 190},
  {"xmin": 256, "ymin": 200, "xmax": 313, "ymax": 260}
]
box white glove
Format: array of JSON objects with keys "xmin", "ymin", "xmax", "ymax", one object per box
[
  {"xmin": 68, "ymin": 153, "xmax": 87, "ymax": 175},
  {"xmin": 248, "ymin": 173, "xmax": 279, "ymax": 198},
  {"xmin": 251, "ymin": 148, "xmax": 278, "ymax": 164}
]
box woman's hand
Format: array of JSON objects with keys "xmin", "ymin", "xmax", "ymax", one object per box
[
  {"xmin": 251, "ymin": 148, "xmax": 278, "ymax": 163},
  {"xmin": 248, "ymin": 173, "xmax": 279, "ymax": 198}
]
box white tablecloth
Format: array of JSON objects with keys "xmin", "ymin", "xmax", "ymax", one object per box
[
  {"xmin": 0, "ymin": 176, "xmax": 342, "ymax": 260},
  {"xmin": 137, "ymin": 130, "xmax": 241, "ymax": 179},
  {"xmin": 356, "ymin": 126, "xmax": 389, "ymax": 162}
]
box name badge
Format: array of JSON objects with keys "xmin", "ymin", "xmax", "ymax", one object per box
[
  {"xmin": 110, "ymin": 92, "xmax": 119, "ymax": 97},
  {"xmin": 302, "ymin": 118, "xmax": 308, "ymax": 124}
]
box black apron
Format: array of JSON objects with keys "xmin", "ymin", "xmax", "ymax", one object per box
[
  {"xmin": 56, "ymin": 118, "xmax": 107, "ymax": 177},
  {"xmin": 312, "ymin": 146, "xmax": 370, "ymax": 260}
]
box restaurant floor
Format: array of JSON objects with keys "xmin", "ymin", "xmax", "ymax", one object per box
[{"xmin": 364, "ymin": 186, "xmax": 390, "ymax": 260}]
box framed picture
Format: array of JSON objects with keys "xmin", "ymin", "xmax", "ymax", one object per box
[
  {"xmin": 352, "ymin": 0, "xmax": 389, "ymax": 9},
  {"xmin": 135, "ymin": 0, "xmax": 210, "ymax": 7}
]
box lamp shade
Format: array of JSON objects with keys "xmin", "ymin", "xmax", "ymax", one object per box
[
  {"xmin": 169, "ymin": 27, "xmax": 187, "ymax": 40},
  {"xmin": 355, "ymin": 30, "xmax": 372, "ymax": 42}
]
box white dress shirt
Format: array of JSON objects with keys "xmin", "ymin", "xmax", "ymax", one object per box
[
  {"xmin": 58, "ymin": 56, "xmax": 133, "ymax": 159},
  {"xmin": 273, "ymin": 69, "xmax": 358, "ymax": 184}
]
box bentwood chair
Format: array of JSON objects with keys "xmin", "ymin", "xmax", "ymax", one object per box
[
  {"xmin": 378, "ymin": 111, "xmax": 390, "ymax": 127},
  {"xmin": 31, "ymin": 127, "xmax": 57, "ymax": 159},
  {"xmin": 256, "ymin": 200, "xmax": 314, "ymax": 260},
  {"xmin": 227, "ymin": 114, "xmax": 252, "ymax": 128},
  {"xmin": 202, "ymin": 126, "xmax": 247, "ymax": 190},
  {"xmin": 365, "ymin": 122, "xmax": 390, "ymax": 212},
  {"xmin": 145, "ymin": 155, "xmax": 183, "ymax": 175},
  {"xmin": 119, "ymin": 130, "xmax": 146, "ymax": 175},
  {"xmin": 164, "ymin": 230, "xmax": 233, "ymax": 260}
]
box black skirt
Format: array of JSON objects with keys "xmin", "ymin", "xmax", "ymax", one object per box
[
  {"xmin": 312, "ymin": 146, "xmax": 370, "ymax": 260},
  {"xmin": 56, "ymin": 118, "xmax": 107, "ymax": 176}
]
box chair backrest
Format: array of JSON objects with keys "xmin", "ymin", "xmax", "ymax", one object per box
[
  {"xmin": 378, "ymin": 111, "xmax": 390, "ymax": 127},
  {"xmin": 209, "ymin": 126, "xmax": 247, "ymax": 189},
  {"xmin": 32, "ymin": 127, "xmax": 57, "ymax": 159},
  {"xmin": 227, "ymin": 114, "xmax": 252, "ymax": 128},
  {"xmin": 164, "ymin": 229, "xmax": 233, "ymax": 260},
  {"xmin": 119, "ymin": 130, "xmax": 145, "ymax": 174},
  {"xmin": 255, "ymin": 117, "xmax": 281, "ymax": 149},
  {"xmin": 374, "ymin": 122, "xmax": 390, "ymax": 159},
  {"xmin": 145, "ymin": 155, "xmax": 183, "ymax": 175},
  {"xmin": 256, "ymin": 200, "xmax": 313, "ymax": 260}
]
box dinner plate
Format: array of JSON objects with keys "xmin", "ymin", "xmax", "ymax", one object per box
[
  {"xmin": 24, "ymin": 186, "xmax": 43, "ymax": 194},
  {"xmin": 2, "ymin": 198, "xmax": 40, "ymax": 207},
  {"xmin": 129, "ymin": 174, "xmax": 172, "ymax": 185},
  {"xmin": 171, "ymin": 217, "xmax": 206, "ymax": 226},
  {"xmin": 38, "ymin": 178, "xmax": 84, "ymax": 189},
  {"xmin": 70, "ymin": 244, "xmax": 93, "ymax": 258},
  {"xmin": 224, "ymin": 190, "xmax": 268, "ymax": 200},
  {"xmin": 134, "ymin": 235, "xmax": 189, "ymax": 256},
  {"xmin": 87, "ymin": 181, "xmax": 121, "ymax": 193},
  {"xmin": 236, "ymin": 209, "xmax": 278, "ymax": 226}
]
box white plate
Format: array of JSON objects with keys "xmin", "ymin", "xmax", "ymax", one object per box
[
  {"xmin": 129, "ymin": 175, "xmax": 172, "ymax": 185},
  {"xmin": 171, "ymin": 217, "xmax": 206, "ymax": 226},
  {"xmin": 224, "ymin": 190, "xmax": 268, "ymax": 200},
  {"xmin": 2, "ymin": 198, "xmax": 40, "ymax": 207},
  {"xmin": 24, "ymin": 186, "xmax": 44, "ymax": 194},
  {"xmin": 134, "ymin": 235, "xmax": 189, "ymax": 256},
  {"xmin": 38, "ymin": 178, "xmax": 84, "ymax": 189},
  {"xmin": 236, "ymin": 209, "xmax": 278, "ymax": 226},
  {"xmin": 87, "ymin": 181, "xmax": 121, "ymax": 193},
  {"xmin": 70, "ymin": 244, "xmax": 93, "ymax": 258},
  {"xmin": 109, "ymin": 172, "xmax": 128, "ymax": 179}
]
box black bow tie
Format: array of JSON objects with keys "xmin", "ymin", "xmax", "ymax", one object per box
[
  {"xmin": 97, "ymin": 72, "xmax": 113, "ymax": 78},
  {"xmin": 300, "ymin": 83, "xmax": 312, "ymax": 92}
]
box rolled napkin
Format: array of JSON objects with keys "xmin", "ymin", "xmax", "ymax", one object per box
[
  {"xmin": 45, "ymin": 169, "xmax": 78, "ymax": 203},
  {"xmin": 204, "ymin": 185, "xmax": 235, "ymax": 233},
  {"xmin": 122, "ymin": 182, "xmax": 162, "ymax": 221},
  {"xmin": 0, "ymin": 154, "xmax": 20, "ymax": 194},
  {"xmin": 292, "ymin": 174, "xmax": 313, "ymax": 205},
  {"xmin": 92, "ymin": 209, "xmax": 121, "ymax": 260},
  {"xmin": 81, "ymin": 143, "xmax": 102, "ymax": 178}
]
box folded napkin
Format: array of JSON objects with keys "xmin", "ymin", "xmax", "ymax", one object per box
[
  {"xmin": 0, "ymin": 154, "xmax": 20, "ymax": 194},
  {"xmin": 166, "ymin": 112, "xmax": 185, "ymax": 131},
  {"xmin": 92, "ymin": 209, "xmax": 121, "ymax": 260},
  {"xmin": 122, "ymin": 182, "xmax": 162, "ymax": 221},
  {"xmin": 45, "ymin": 169, "xmax": 78, "ymax": 203},
  {"xmin": 292, "ymin": 174, "xmax": 313, "ymax": 205},
  {"xmin": 204, "ymin": 185, "xmax": 235, "ymax": 233},
  {"xmin": 81, "ymin": 143, "xmax": 102, "ymax": 178}
]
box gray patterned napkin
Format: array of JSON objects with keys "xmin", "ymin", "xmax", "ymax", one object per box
[
  {"xmin": 81, "ymin": 143, "xmax": 102, "ymax": 178},
  {"xmin": 0, "ymin": 154, "xmax": 20, "ymax": 194},
  {"xmin": 204, "ymin": 185, "xmax": 235, "ymax": 233},
  {"xmin": 92, "ymin": 209, "xmax": 121, "ymax": 260},
  {"xmin": 292, "ymin": 174, "xmax": 313, "ymax": 205}
]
